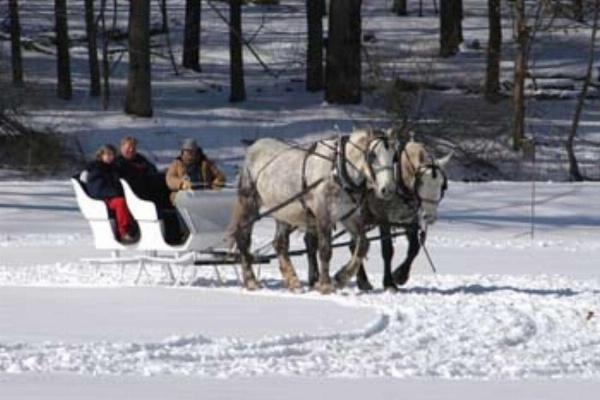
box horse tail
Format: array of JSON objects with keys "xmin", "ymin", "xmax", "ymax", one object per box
[{"xmin": 224, "ymin": 165, "xmax": 259, "ymax": 251}]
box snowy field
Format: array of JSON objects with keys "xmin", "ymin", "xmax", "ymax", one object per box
[
  {"xmin": 2, "ymin": 0, "xmax": 600, "ymax": 397},
  {"xmin": 1, "ymin": 180, "xmax": 600, "ymax": 398}
]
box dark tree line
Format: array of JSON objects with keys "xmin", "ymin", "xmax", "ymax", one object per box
[
  {"xmin": 6, "ymin": 0, "xmax": 594, "ymax": 163},
  {"xmin": 6, "ymin": 0, "xmax": 367, "ymax": 113}
]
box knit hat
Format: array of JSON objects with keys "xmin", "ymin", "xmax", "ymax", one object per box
[{"xmin": 182, "ymin": 138, "xmax": 198, "ymax": 150}]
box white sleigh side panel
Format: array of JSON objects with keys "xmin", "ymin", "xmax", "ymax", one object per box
[
  {"xmin": 174, "ymin": 188, "xmax": 236, "ymax": 252},
  {"xmin": 120, "ymin": 179, "xmax": 186, "ymax": 252},
  {"xmin": 71, "ymin": 177, "xmax": 130, "ymax": 251}
]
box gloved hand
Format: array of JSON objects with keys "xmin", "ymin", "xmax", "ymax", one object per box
[
  {"xmin": 212, "ymin": 180, "xmax": 226, "ymax": 191},
  {"xmin": 180, "ymin": 178, "xmax": 192, "ymax": 190}
]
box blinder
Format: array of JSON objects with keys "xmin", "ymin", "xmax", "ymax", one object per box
[{"xmin": 413, "ymin": 163, "xmax": 448, "ymax": 204}]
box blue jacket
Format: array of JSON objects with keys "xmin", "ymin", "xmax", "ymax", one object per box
[{"xmin": 86, "ymin": 160, "xmax": 123, "ymax": 200}]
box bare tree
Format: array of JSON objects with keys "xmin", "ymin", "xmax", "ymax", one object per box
[
  {"xmin": 55, "ymin": 0, "xmax": 72, "ymax": 100},
  {"xmin": 574, "ymin": 0, "xmax": 584, "ymax": 22},
  {"xmin": 85, "ymin": 0, "xmax": 101, "ymax": 96},
  {"xmin": 229, "ymin": 0, "xmax": 246, "ymax": 102},
  {"xmin": 567, "ymin": 0, "xmax": 599, "ymax": 181},
  {"xmin": 306, "ymin": 0, "xmax": 324, "ymax": 91},
  {"xmin": 485, "ymin": 0, "xmax": 501, "ymax": 102},
  {"xmin": 100, "ymin": 0, "xmax": 110, "ymax": 110},
  {"xmin": 325, "ymin": 0, "xmax": 362, "ymax": 104},
  {"xmin": 439, "ymin": 0, "xmax": 462, "ymax": 57},
  {"xmin": 124, "ymin": 0, "xmax": 153, "ymax": 117},
  {"xmin": 158, "ymin": 0, "xmax": 179, "ymax": 75},
  {"xmin": 183, "ymin": 0, "xmax": 202, "ymax": 71},
  {"xmin": 392, "ymin": 0, "xmax": 407, "ymax": 16},
  {"xmin": 512, "ymin": 0, "xmax": 528, "ymax": 150},
  {"xmin": 9, "ymin": 0, "xmax": 24, "ymax": 86}
]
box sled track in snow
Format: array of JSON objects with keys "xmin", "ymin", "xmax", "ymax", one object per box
[{"xmin": 0, "ymin": 263, "xmax": 599, "ymax": 379}]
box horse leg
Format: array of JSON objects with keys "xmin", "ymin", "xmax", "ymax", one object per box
[
  {"xmin": 273, "ymin": 221, "xmax": 301, "ymax": 291},
  {"xmin": 315, "ymin": 220, "xmax": 333, "ymax": 294},
  {"xmin": 379, "ymin": 223, "xmax": 398, "ymax": 292},
  {"xmin": 304, "ymin": 228, "xmax": 319, "ymax": 288},
  {"xmin": 334, "ymin": 231, "xmax": 369, "ymax": 289},
  {"xmin": 232, "ymin": 196, "xmax": 261, "ymax": 290},
  {"xmin": 392, "ymin": 224, "xmax": 420, "ymax": 286},
  {"xmin": 353, "ymin": 239, "xmax": 373, "ymax": 291}
]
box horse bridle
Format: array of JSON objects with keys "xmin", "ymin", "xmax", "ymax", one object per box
[
  {"xmin": 395, "ymin": 141, "xmax": 448, "ymax": 206},
  {"xmin": 413, "ymin": 162, "xmax": 448, "ymax": 205}
]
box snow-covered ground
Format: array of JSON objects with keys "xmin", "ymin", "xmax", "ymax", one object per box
[
  {"xmin": 2, "ymin": 0, "xmax": 600, "ymax": 397},
  {"xmin": 1, "ymin": 180, "xmax": 600, "ymax": 398}
]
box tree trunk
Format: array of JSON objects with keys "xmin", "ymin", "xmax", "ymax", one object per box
[
  {"xmin": 485, "ymin": 0, "xmax": 501, "ymax": 102},
  {"xmin": 85, "ymin": 0, "xmax": 101, "ymax": 97},
  {"xmin": 512, "ymin": 0, "xmax": 527, "ymax": 150},
  {"xmin": 306, "ymin": 0, "xmax": 324, "ymax": 91},
  {"xmin": 567, "ymin": 0, "xmax": 599, "ymax": 181},
  {"xmin": 183, "ymin": 0, "xmax": 202, "ymax": 71},
  {"xmin": 55, "ymin": 0, "xmax": 72, "ymax": 100},
  {"xmin": 392, "ymin": 0, "xmax": 407, "ymax": 16},
  {"xmin": 229, "ymin": 0, "xmax": 246, "ymax": 102},
  {"xmin": 574, "ymin": 0, "xmax": 584, "ymax": 22},
  {"xmin": 124, "ymin": 0, "xmax": 153, "ymax": 117},
  {"xmin": 457, "ymin": 0, "xmax": 464, "ymax": 43},
  {"xmin": 325, "ymin": 0, "xmax": 362, "ymax": 104},
  {"xmin": 439, "ymin": 0, "xmax": 462, "ymax": 57},
  {"xmin": 100, "ymin": 0, "xmax": 110, "ymax": 110},
  {"xmin": 9, "ymin": 0, "xmax": 24, "ymax": 86},
  {"xmin": 159, "ymin": 0, "xmax": 179, "ymax": 75},
  {"xmin": 229, "ymin": 0, "xmax": 246, "ymax": 103}
]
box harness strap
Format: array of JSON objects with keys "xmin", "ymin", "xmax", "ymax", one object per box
[
  {"xmin": 395, "ymin": 140, "xmax": 418, "ymax": 202},
  {"xmin": 300, "ymin": 142, "xmax": 318, "ymax": 227},
  {"xmin": 333, "ymin": 135, "xmax": 366, "ymax": 195}
]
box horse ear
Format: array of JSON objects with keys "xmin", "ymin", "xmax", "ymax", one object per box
[
  {"xmin": 386, "ymin": 126, "xmax": 405, "ymax": 140},
  {"xmin": 385, "ymin": 127, "xmax": 395, "ymax": 139},
  {"xmin": 437, "ymin": 152, "xmax": 453, "ymax": 168}
]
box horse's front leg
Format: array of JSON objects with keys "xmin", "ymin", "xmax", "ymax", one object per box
[
  {"xmin": 334, "ymin": 231, "xmax": 369, "ymax": 289},
  {"xmin": 392, "ymin": 223, "xmax": 421, "ymax": 286},
  {"xmin": 304, "ymin": 228, "xmax": 319, "ymax": 288},
  {"xmin": 354, "ymin": 239, "xmax": 373, "ymax": 291},
  {"xmin": 273, "ymin": 221, "xmax": 301, "ymax": 291},
  {"xmin": 315, "ymin": 220, "xmax": 334, "ymax": 294},
  {"xmin": 379, "ymin": 223, "xmax": 398, "ymax": 292}
]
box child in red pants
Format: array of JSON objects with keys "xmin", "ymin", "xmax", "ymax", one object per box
[{"xmin": 86, "ymin": 144, "xmax": 137, "ymax": 244}]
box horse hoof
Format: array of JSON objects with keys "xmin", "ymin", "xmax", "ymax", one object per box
[
  {"xmin": 315, "ymin": 282, "xmax": 334, "ymax": 295},
  {"xmin": 357, "ymin": 280, "xmax": 374, "ymax": 292},
  {"xmin": 384, "ymin": 285, "xmax": 399, "ymax": 293},
  {"xmin": 287, "ymin": 278, "xmax": 302, "ymax": 292},
  {"xmin": 245, "ymin": 279, "xmax": 262, "ymax": 291},
  {"xmin": 393, "ymin": 272, "xmax": 409, "ymax": 286},
  {"xmin": 333, "ymin": 273, "xmax": 349, "ymax": 289}
]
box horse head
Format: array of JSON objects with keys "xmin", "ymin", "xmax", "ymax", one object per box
[
  {"xmin": 344, "ymin": 129, "xmax": 396, "ymax": 200},
  {"xmin": 399, "ymin": 141, "xmax": 451, "ymax": 224}
]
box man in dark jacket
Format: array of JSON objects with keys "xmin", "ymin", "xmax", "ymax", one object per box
[{"xmin": 115, "ymin": 136, "xmax": 171, "ymax": 210}]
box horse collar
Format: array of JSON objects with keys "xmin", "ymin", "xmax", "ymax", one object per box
[{"xmin": 333, "ymin": 135, "xmax": 365, "ymax": 194}]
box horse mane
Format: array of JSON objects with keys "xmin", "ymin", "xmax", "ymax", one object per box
[{"xmin": 400, "ymin": 141, "xmax": 428, "ymax": 188}]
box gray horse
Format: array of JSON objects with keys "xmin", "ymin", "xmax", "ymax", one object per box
[
  {"xmin": 227, "ymin": 129, "xmax": 396, "ymax": 294},
  {"xmin": 305, "ymin": 139, "xmax": 451, "ymax": 291}
]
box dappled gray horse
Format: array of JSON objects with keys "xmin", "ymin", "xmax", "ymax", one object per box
[
  {"xmin": 227, "ymin": 129, "xmax": 396, "ymax": 294},
  {"xmin": 306, "ymin": 139, "xmax": 451, "ymax": 291}
]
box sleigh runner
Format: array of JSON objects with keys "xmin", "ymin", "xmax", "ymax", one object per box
[{"xmin": 72, "ymin": 175, "xmax": 265, "ymax": 284}]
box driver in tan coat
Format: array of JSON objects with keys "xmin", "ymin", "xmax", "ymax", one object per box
[{"xmin": 165, "ymin": 138, "xmax": 226, "ymax": 204}]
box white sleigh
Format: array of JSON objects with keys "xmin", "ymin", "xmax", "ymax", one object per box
[{"xmin": 71, "ymin": 174, "xmax": 246, "ymax": 284}]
